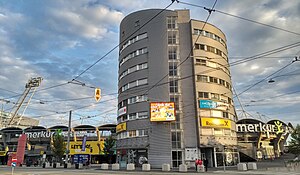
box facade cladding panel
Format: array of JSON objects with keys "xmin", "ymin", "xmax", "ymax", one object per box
[{"xmin": 117, "ymin": 9, "xmax": 237, "ymax": 168}]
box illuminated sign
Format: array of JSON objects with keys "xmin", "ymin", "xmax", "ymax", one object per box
[
  {"xmin": 118, "ymin": 106, "xmax": 127, "ymax": 116},
  {"xmin": 236, "ymin": 121, "xmax": 292, "ymax": 134},
  {"xmin": 150, "ymin": 102, "xmax": 176, "ymax": 122},
  {"xmin": 25, "ymin": 131, "xmax": 54, "ymax": 139},
  {"xmin": 116, "ymin": 122, "xmax": 127, "ymax": 133},
  {"xmin": 0, "ymin": 151, "xmax": 7, "ymax": 156},
  {"xmin": 201, "ymin": 118, "xmax": 231, "ymax": 129},
  {"xmin": 95, "ymin": 88, "xmax": 101, "ymax": 102},
  {"xmin": 69, "ymin": 140, "xmax": 105, "ymax": 155},
  {"xmin": 199, "ymin": 100, "xmax": 228, "ymax": 110}
]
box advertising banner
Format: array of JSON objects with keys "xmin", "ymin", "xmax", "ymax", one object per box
[
  {"xmin": 116, "ymin": 122, "xmax": 126, "ymax": 133},
  {"xmin": 81, "ymin": 135, "xmax": 87, "ymax": 151},
  {"xmin": 201, "ymin": 118, "xmax": 231, "ymax": 129},
  {"xmin": 150, "ymin": 102, "xmax": 176, "ymax": 122},
  {"xmin": 16, "ymin": 134, "xmax": 27, "ymax": 166},
  {"xmin": 200, "ymin": 100, "xmax": 217, "ymax": 109},
  {"xmin": 69, "ymin": 140, "xmax": 105, "ymax": 155}
]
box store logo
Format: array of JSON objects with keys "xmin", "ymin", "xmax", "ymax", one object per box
[{"xmin": 236, "ymin": 121, "xmax": 288, "ymax": 134}]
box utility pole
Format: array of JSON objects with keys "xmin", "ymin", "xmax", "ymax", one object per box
[{"xmin": 65, "ymin": 111, "xmax": 72, "ymax": 164}]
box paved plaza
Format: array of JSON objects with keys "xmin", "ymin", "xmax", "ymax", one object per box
[{"xmin": 1, "ymin": 166, "xmax": 300, "ymax": 175}]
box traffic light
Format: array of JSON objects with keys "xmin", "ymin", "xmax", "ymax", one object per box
[{"xmin": 95, "ymin": 88, "xmax": 101, "ymax": 102}]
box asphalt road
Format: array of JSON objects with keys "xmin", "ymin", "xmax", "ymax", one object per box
[{"xmin": 0, "ymin": 167, "xmax": 300, "ymax": 175}]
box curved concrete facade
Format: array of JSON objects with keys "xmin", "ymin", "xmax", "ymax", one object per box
[{"xmin": 117, "ymin": 9, "xmax": 237, "ymax": 168}]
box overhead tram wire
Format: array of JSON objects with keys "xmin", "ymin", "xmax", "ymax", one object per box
[
  {"xmin": 235, "ymin": 58, "xmax": 299, "ymax": 97},
  {"xmin": 71, "ymin": 1, "xmax": 177, "ymax": 82},
  {"xmin": 178, "ymin": 1, "xmax": 300, "ymax": 36},
  {"xmin": 141, "ymin": 0, "xmax": 218, "ymax": 96}
]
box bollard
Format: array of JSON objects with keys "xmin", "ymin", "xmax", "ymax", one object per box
[
  {"xmin": 179, "ymin": 164, "xmax": 187, "ymax": 172},
  {"xmin": 112, "ymin": 163, "xmax": 120, "ymax": 170},
  {"xmin": 237, "ymin": 163, "xmax": 247, "ymax": 171},
  {"xmin": 127, "ymin": 163, "xmax": 135, "ymax": 170},
  {"xmin": 162, "ymin": 163, "xmax": 170, "ymax": 172},
  {"xmin": 247, "ymin": 162, "xmax": 257, "ymax": 170},
  {"xmin": 101, "ymin": 163, "xmax": 109, "ymax": 170},
  {"xmin": 142, "ymin": 164, "xmax": 151, "ymax": 171}
]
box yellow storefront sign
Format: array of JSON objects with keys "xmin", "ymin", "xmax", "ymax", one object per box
[
  {"xmin": 116, "ymin": 122, "xmax": 126, "ymax": 133},
  {"xmin": 201, "ymin": 118, "xmax": 231, "ymax": 129},
  {"xmin": 0, "ymin": 151, "xmax": 7, "ymax": 156},
  {"xmin": 68, "ymin": 140, "xmax": 105, "ymax": 155}
]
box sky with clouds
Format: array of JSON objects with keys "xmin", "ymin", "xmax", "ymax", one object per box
[{"xmin": 0, "ymin": 0, "xmax": 299, "ymax": 127}]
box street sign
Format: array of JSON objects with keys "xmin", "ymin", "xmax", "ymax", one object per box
[
  {"xmin": 12, "ymin": 162, "xmax": 16, "ymax": 167},
  {"xmin": 94, "ymin": 88, "xmax": 101, "ymax": 102}
]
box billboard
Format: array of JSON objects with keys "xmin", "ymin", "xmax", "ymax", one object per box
[
  {"xmin": 116, "ymin": 122, "xmax": 127, "ymax": 133},
  {"xmin": 201, "ymin": 118, "xmax": 231, "ymax": 129},
  {"xmin": 150, "ymin": 102, "xmax": 175, "ymax": 122}
]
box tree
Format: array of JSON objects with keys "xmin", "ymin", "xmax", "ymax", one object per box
[
  {"xmin": 288, "ymin": 124, "xmax": 300, "ymax": 157},
  {"xmin": 51, "ymin": 132, "xmax": 66, "ymax": 163},
  {"xmin": 103, "ymin": 135, "xmax": 116, "ymax": 164}
]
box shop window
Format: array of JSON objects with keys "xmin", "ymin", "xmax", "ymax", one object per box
[{"xmin": 172, "ymin": 151, "xmax": 182, "ymax": 167}]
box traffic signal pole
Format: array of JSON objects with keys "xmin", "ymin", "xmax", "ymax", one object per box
[{"xmin": 65, "ymin": 111, "xmax": 72, "ymax": 164}]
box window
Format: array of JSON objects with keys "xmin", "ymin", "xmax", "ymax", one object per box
[
  {"xmin": 171, "ymin": 132, "xmax": 181, "ymax": 149},
  {"xmin": 129, "ymin": 130, "xmax": 136, "ymax": 137},
  {"xmin": 198, "ymin": 92, "xmax": 209, "ymax": 98},
  {"xmin": 193, "ymin": 29, "xmax": 203, "ymax": 35},
  {"xmin": 168, "ymin": 46, "xmax": 178, "ymax": 60},
  {"xmin": 207, "ymin": 46, "xmax": 215, "ymax": 53},
  {"xmin": 219, "ymin": 79, "xmax": 225, "ymax": 86},
  {"xmin": 128, "ymin": 113, "xmax": 137, "ymax": 120},
  {"xmin": 170, "ymin": 80, "xmax": 178, "ymax": 93},
  {"xmin": 228, "ymin": 97, "xmax": 232, "ymax": 105},
  {"xmin": 195, "ymin": 44, "xmax": 205, "ymax": 50},
  {"xmin": 209, "ymin": 77, "xmax": 218, "ymax": 84},
  {"xmin": 172, "ymin": 151, "xmax": 182, "ymax": 167},
  {"xmin": 168, "ymin": 31, "xmax": 178, "ymax": 44},
  {"xmin": 138, "ymin": 78, "xmax": 148, "ymax": 85},
  {"xmin": 223, "ymin": 112, "xmax": 229, "ymax": 118},
  {"xmin": 169, "ymin": 63, "xmax": 178, "ymax": 76},
  {"xmin": 120, "ymin": 47, "xmax": 148, "ymax": 66},
  {"xmin": 170, "ymin": 95, "xmax": 180, "ymax": 110},
  {"xmin": 121, "ymin": 33, "xmax": 148, "ymax": 52},
  {"xmin": 167, "ymin": 16, "xmax": 177, "ymax": 29},
  {"xmin": 195, "ymin": 59, "xmax": 206, "ymax": 65},
  {"xmin": 216, "ymin": 49, "xmax": 222, "ymax": 56},
  {"xmin": 214, "ymin": 129, "xmax": 223, "ymax": 135},
  {"xmin": 211, "ymin": 93, "xmax": 219, "ymax": 100},
  {"xmin": 138, "ymin": 111, "xmax": 148, "ymax": 119},
  {"xmin": 197, "ymin": 75, "xmax": 208, "ymax": 82}
]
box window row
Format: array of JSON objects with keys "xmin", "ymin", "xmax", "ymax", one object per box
[
  {"xmin": 117, "ymin": 129, "xmax": 149, "ymax": 140},
  {"xmin": 120, "ymin": 47, "xmax": 148, "ymax": 66},
  {"xmin": 117, "ymin": 111, "xmax": 148, "ymax": 123},
  {"xmin": 195, "ymin": 58, "xmax": 230, "ymax": 75},
  {"xmin": 120, "ymin": 78, "xmax": 148, "ymax": 92},
  {"xmin": 118, "ymin": 95, "xmax": 148, "ymax": 109},
  {"xmin": 198, "ymin": 91, "xmax": 233, "ymax": 105},
  {"xmin": 119, "ymin": 62, "xmax": 148, "ymax": 80},
  {"xmin": 201, "ymin": 128, "xmax": 236, "ymax": 137},
  {"xmin": 197, "ymin": 75, "xmax": 232, "ymax": 91},
  {"xmin": 193, "ymin": 29, "xmax": 226, "ymax": 48},
  {"xmin": 199, "ymin": 110, "xmax": 235, "ymax": 121},
  {"xmin": 120, "ymin": 33, "xmax": 147, "ymax": 53},
  {"xmin": 194, "ymin": 44, "xmax": 227, "ymax": 60}
]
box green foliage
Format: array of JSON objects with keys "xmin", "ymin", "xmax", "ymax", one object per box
[
  {"xmin": 288, "ymin": 124, "xmax": 300, "ymax": 156},
  {"xmin": 104, "ymin": 135, "xmax": 116, "ymax": 163},
  {"xmin": 51, "ymin": 133, "xmax": 66, "ymax": 162}
]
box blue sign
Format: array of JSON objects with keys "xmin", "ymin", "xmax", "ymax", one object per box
[
  {"xmin": 199, "ymin": 100, "xmax": 217, "ymax": 109},
  {"xmin": 12, "ymin": 162, "xmax": 16, "ymax": 167},
  {"xmin": 73, "ymin": 154, "xmax": 90, "ymax": 164}
]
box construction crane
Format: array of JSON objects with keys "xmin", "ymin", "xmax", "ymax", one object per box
[{"xmin": 6, "ymin": 77, "xmax": 43, "ymax": 127}]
